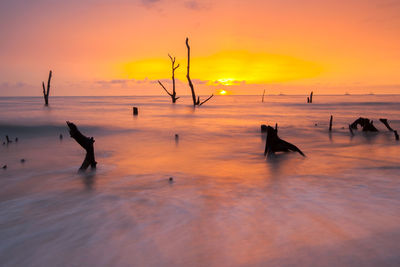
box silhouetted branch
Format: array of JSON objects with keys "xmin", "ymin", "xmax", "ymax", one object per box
[
  {"xmin": 66, "ymin": 121, "xmax": 97, "ymax": 171},
  {"xmin": 42, "ymin": 70, "xmax": 52, "ymax": 106},
  {"xmin": 186, "ymin": 37, "xmax": 213, "ymax": 106},
  {"xmin": 379, "ymin": 118, "xmax": 394, "ymax": 131},
  {"xmin": 394, "ymin": 130, "xmax": 399, "ymax": 141},
  {"xmin": 199, "ymin": 94, "xmax": 214, "ymax": 106},
  {"xmin": 159, "ymin": 54, "xmax": 180, "ymax": 103},
  {"xmin": 158, "ymin": 80, "xmax": 173, "ymax": 96}
]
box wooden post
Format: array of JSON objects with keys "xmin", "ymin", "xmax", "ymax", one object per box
[
  {"xmin": 262, "ymin": 89, "xmax": 265, "ymax": 103},
  {"xmin": 329, "ymin": 115, "xmax": 333, "ymax": 131},
  {"xmin": 309, "ymin": 91, "xmax": 313, "ymax": 103},
  {"xmin": 133, "ymin": 107, "xmax": 138, "ymax": 116}
]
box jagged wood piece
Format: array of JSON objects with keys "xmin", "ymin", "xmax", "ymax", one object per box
[
  {"xmin": 309, "ymin": 91, "xmax": 313, "ymax": 103},
  {"xmin": 264, "ymin": 126, "xmax": 305, "ymax": 157},
  {"xmin": 66, "ymin": 121, "xmax": 97, "ymax": 171},
  {"xmin": 42, "ymin": 70, "xmax": 52, "ymax": 106},
  {"xmin": 379, "ymin": 118, "xmax": 394, "ymax": 132},
  {"xmin": 185, "ymin": 38, "xmax": 213, "ymax": 106},
  {"xmin": 329, "ymin": 115, "xmax": 333, "ymax": 131},
  {"xmin": 350, "ymin": 117, "xmax": 378, "ymax": 132},
  {"xmin": 158, "ymin": 54, "xmax": 180, "ymax": 103}
]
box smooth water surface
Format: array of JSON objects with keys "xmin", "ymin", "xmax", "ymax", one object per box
[{"xmin": 0, "ymin": 95, "xmax": 399, "ymax": 266}]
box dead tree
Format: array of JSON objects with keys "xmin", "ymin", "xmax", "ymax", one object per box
[
  {"xmin": 42, "ymin": 70, "xmax": 52, "ymax": 106},
  {"xmin": 66, "ymin": 121, "xmax": 97, "ymax": 171},
  {"xmin": 264, "ymin": 125, "xmax": 305, "ymax": 157},
  {"xmin": 158, "ymin": 54, "xmax": 180, "ymax": 103},
  {"xmin": 185, "ymin": 38, "xmax": 214, "ymax": 106},
  {"xmin": 350, "ymin": 117, "xmax": 378, "ymax": 132}
]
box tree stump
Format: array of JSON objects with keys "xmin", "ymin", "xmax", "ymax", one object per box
[
  {"xmin": 264, "ymin": 125, "xmax": 305, "ymax": 157},
  {"xmin": 66, "ymin": 121, "xmax": 97, "ymax": 171}
]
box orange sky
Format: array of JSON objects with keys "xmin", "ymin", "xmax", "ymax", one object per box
[{"xmin": 0, "ymin": 0, "xmax": 399, "ymax": 96}]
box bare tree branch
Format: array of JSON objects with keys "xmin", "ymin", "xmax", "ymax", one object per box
[
  {"xmin": 158, "ymin": 80, "xmax": 173, "ymax": 96},
  {"xmin": 199, "ymin": 94, "xmax": 214, "ymax": 106},
  {"xmin": 159, "ymin": 54, "xmax": 180, "ymax": 103}
]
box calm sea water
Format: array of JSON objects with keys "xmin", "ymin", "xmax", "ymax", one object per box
[{"xmin": 0, "ymin": 95, "xmax": 399, "ymax": 266}]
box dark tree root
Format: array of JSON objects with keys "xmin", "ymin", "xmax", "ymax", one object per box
[
  {"xmin": 66, "ymin": 121, "xmax": 97, "ymax": 171},
  {"xmin": 264, "ymin": 125, "xmax": 305, "ymax": 157}
]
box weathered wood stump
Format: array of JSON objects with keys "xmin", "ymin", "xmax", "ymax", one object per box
[
  {"xmin": 350, "ymin": 117, "xmax": 378, "ymax": 132},
  {"xmin": 66, "ymin": 121, "xmax": 97, "ymax": 171},
  {"xmin": 261, "ymin": 124, "xmax": 267, "ymax": 133},
  {"xmin": 264, "ymin": 126, "xmax": 305, "ymax": 157},
  {"xmin": 329, "ymin": 115, "xmax": 333, "ymax": 131}
]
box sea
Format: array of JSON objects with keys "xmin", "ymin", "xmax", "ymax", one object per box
[{"xmin": 0, "ymin": 95, "xmax": 399, "ymax": 266}]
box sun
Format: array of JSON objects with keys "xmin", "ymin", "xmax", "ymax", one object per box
[{"xmin": 219, "ymin": 89, "xmax": 227, "ymax": 95}]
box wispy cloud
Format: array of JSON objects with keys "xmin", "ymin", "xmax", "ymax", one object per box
[{"xmin": 184, "ymin": 0, "xmax": 209, "ymax": 10}]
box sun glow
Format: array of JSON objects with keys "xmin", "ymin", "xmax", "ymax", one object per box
[
  {"xmin": 219, "ymin": 89, "xmax": 227, "ymax": 95},
  {"xmin": 120, "ymin": 51, "xmax": 323, "ymax": 85}
]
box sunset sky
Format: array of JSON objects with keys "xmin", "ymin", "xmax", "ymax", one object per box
[{"xmin": 0, "ymin": 0, "xmax": 399, "ymax": 96}]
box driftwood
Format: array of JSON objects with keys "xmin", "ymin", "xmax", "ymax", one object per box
[
  {"xmin": 264, "ymin": 125, "xmax": 305, "ymax": 157},
  {"xmin": 350, "ymin": 117, "xmax": 378, "ymax": 132},
  {"xmin": 158, "ymin": 54, "xmax": 180, "ymax": 103},
  {"xmin": 42, "ymin": 70, "xmax": 52, "ymax": 106},
  {"xmin": 379, "ymin": 118, "xmax": 394, "ymax": 131},
  {"xmin": 66, "ymin": 121, "xmax": 96, "ymax": 171},
  {"xmin": 394, "ymin": 131, "xmax": 399, "ymax": 141},
  {"xmin": 349, "ymin": 124, "xmax": 354, "ymax": 136},
  {"xmin": 185, "ymin": 38, "xmax": 214, "ymax": 106}
]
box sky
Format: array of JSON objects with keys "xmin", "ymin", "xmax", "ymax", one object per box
[{"xmin": 0, "ymin": 0, "xmax": 399, "ymax": 96}]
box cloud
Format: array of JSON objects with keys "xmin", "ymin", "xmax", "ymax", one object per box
[
  {"xmin": 184, "ymin": 0, "xmax": 207, "ymax": 10},
  {"xmin": 141, "ymin": 0, "xmax": 161, "ymax": 5}
]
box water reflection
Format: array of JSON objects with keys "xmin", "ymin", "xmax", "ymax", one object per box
[{"xmin": 80, "ymin": 170, "xmax": 96, "ymax": 191}]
